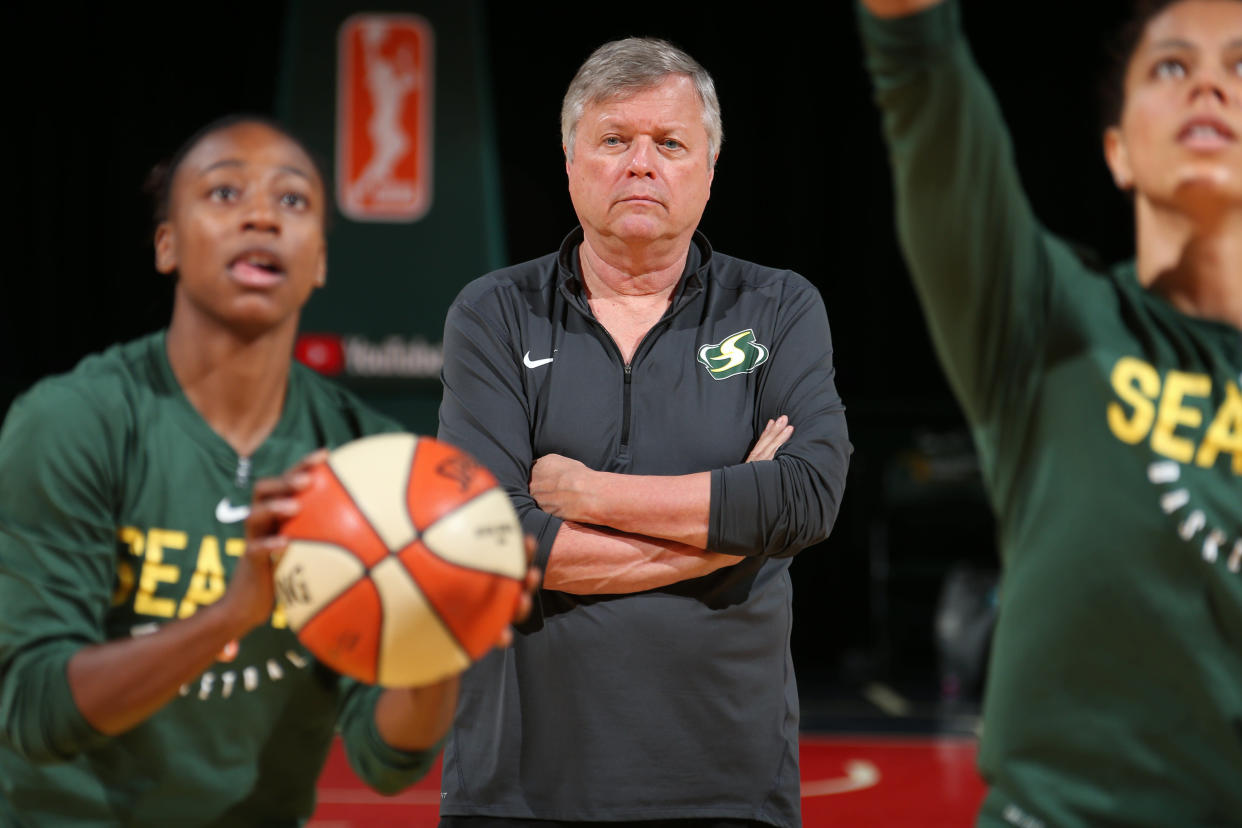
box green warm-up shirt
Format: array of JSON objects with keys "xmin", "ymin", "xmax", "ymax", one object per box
[
  {"xmin": 0, "ymin": 332, "xmax": 436, "ymax": 827},
  {"xmin": 861, "ymin": 3, "xmax": 1242, "ymax": 826}
]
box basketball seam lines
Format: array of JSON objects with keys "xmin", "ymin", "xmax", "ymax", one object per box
[
  {"xmin": 389, "ymin": 561, "xmax": 471, "ymax": 663},
  {"xmin": 333, "ymin": 461, "xmax": 412, "ymax": 567},
  {"xmin": 296, "ymin": 462, "xmax": 397, "ymax": 684},
  {"xmin": 421, "ymin": 487, "xmax": 523, "ymax": 578}
]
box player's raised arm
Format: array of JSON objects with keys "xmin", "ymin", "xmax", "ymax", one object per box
[
  {"xmin": 861, "ymin": 1, "xmax": 1242, "ymax": 824},
  {"xmin": 858, "ymin": 0, "xmax": 1062, "ymax": 428}
]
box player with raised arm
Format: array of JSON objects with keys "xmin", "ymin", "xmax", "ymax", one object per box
[{"xmin": 859, "ymin": 1, "xmax": 1242, "ymax": 824}]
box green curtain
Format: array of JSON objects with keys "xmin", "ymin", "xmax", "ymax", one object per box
[{"xmin": 278, "ymin": 0, "xmax": 505, "ymax": 433}]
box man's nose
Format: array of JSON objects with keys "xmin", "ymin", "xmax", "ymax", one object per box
[{"xmin": 626, "ymin": 137, "xmax": 657, "ymax": 177}]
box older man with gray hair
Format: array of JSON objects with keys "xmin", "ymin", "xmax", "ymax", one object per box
[{"xmin": 436, "ymin": 36, "xmax": 850, "ymax": 827}]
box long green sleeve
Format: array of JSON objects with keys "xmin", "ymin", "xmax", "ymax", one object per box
[{"xmin": 861, "ymin": 3, "xmax": 1242, "ymax": 826}]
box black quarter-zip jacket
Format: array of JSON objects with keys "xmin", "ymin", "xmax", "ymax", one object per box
[{"xmin": 437, "ymin": 228, "xmax": 850, "ymax": 824}]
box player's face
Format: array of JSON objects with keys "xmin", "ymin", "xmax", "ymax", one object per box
[
  {"xmin": 566, "ymin": 75, "xmax": 715, "ymax": 252},
  {"xmin": 1105, "ymin": 0, "xmax": 1242, "ymax": 211},
  {"xmin": 155, "ymin": 122, "xmax": 327, "ymax": 336}
]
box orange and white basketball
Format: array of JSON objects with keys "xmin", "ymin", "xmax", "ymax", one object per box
[{"xmin": 274, "ymin": 433, "xmax": 525, "ymax": 687}]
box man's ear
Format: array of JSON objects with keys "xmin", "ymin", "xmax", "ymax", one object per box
[
  {"xmin": 1103, "ymin": 126, "xmax": 1134, "ymax": 191},
  {"xmin": 154, "ymin": 223, "xmax": 177, "ymax": 274}
]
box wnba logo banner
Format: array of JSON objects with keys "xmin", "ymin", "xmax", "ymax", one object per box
[
  {"xmin": 280, "ymin": 0, "xmax": 502, "ymax": 431},
  {"xmin": 337, "ymin": 15, "xmax": 434, "ymax": 222}
]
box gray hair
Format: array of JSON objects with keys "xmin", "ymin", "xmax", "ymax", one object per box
[{"xmin": 561, "ymin": 37, "xmax": 723, "ymax": 165}]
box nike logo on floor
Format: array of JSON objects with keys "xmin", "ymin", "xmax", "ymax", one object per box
[
  {"xmin": 215, "ymin": 498, "xmax": 251, "ymax": 524},
  {"xmin": 523, "ymin": 351, "xmax": 554, "ymax": 369}
]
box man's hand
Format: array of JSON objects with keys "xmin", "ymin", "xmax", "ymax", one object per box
[
  {"xmin": 530, "ymin": 453, "xmax": 593, "ymax": 522},
  {"xmin": 746, "ymin": 415, "xmax": 793, "ymax": 462},
  {"xmin": 530, "ymin": 416, "xmax": 793, "ymax": 532}
]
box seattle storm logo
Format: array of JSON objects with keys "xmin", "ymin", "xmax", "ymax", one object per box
[{"xmin": 697, "ymin": 329, "xmax": 769, "ymax": 380}]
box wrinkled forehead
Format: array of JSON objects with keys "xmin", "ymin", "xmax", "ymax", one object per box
[
  {"xmin": 604, "ymin": 72, "xmax": 700, "ymax": 103},
  {"xmin": 580, "ymin": 75, "xmax": 705, "ymax": 127}
]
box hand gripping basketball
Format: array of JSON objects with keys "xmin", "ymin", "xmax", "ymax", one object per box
[{"xmin": 274, "ymin": 434, "xmax": 527, "ymax": 687}]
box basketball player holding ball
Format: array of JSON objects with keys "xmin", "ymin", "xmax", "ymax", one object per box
[
  {"xmin": 0, "ymin": 115, "xmax": 534, "ymax": 826},
  {"xmin": 859, "ymin": 0, "xmax": 1242, "ymax": 824}
]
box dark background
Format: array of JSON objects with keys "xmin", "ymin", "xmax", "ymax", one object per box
[{"xmin": 6, "ymin": 1, "xmax": 1140, "ymax": 705}]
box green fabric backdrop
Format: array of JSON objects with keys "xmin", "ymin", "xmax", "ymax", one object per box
[{"xmin": 278, "ymin": 0, "xmax": 505, "ymax": 433}]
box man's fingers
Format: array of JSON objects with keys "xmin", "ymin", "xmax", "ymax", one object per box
[
  {"xmin": 746, "ymin": 415, "xmax": 793, "ymax": 462},
  {"xmin": 759, "ymin": 416, "xmax": 792, "ymax": 447}
]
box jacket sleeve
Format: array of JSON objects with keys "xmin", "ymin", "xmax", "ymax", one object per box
[
  {"xmin": 708, "ymin": 276, "xmax": 851, "ymax": 558},
  {"xmin": 436, "ymin": 289, "xmax": 562, "ymax": 575},
  {"xmin": 334, "ymin": 680, "xmax": 441, "ymax": 795},
  {"xmin": 858, "ymin": 0, "xmax": 1066, "ymax": 431},
  {"xmin": 0, "ymin": 381, "xmax": 117, "ymax": 761}
]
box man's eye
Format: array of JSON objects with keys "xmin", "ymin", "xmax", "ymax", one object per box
[
  {"xmin": 281, "ymin": 192, "xmax": 309, "ymax": 209},
  {"xmin": 209, "ymin": 185, "xmax": 239, "ymax": 201},
  {"xmin": 603, "ymin": 136, "xmax": 622, "ymax": 146},
  {"xmin": 662, "ymin": 139, "xmax": 683, "ymax": 150},
  {"xmin": 1154, "ymin": 58, "xmax": 1187, "ymax": 80}
]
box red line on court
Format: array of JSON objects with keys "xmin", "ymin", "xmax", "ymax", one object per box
[{"xmin": 309, "ymin": 734, "xmax": 986, "ymax": 827}]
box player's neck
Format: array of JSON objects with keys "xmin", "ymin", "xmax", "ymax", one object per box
[
  {"xmin": 165, "ymin": 309, "xmax": 297, "ymax": 458},
  {"xmin": 1136, "ymin": 200, "xmax": 1242, "ymax": 330}
]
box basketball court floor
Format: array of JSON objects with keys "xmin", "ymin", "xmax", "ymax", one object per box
[{"xmin": 309, "ymin": 683, "xmax": 985, "ymax": 827}]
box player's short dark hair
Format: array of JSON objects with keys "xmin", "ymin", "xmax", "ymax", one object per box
[{"xmin": 144, "ymin": 114, "xmax": 332, "ymax": 229}]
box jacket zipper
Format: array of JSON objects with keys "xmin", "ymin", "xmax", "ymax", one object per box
[
  {"xmin": 570, "ymin": 285, "xmax": 691, "ymax": 462},
  {"xmin": 619, "ymin": 364, "xmax": 633, "ymax": 456}
]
